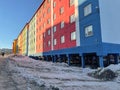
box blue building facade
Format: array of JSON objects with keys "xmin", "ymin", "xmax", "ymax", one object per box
[{"xmin": 77, "ymin": 0, "xmax": 120, "ymax": 67}]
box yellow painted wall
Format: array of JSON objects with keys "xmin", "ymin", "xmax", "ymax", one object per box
[{"xmin": 28, "ymin": 15, "xmax": 36, "ymax": 56}]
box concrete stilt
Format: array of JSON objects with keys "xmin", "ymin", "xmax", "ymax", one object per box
[
  {"xmin": 54, "ymin": 55, "xmax": 57, "ymax": 62},
  {"xmin": 99, "ymin": 56, "xmax": 104, "ymax": 67},
  {"xmin": 78, "ymin": 54, "xmax": 81, "ymax": 67},
  {"xmin": 52, "ymin": 55, "xmax": 54, "ymax": 63},
  {"xmin": 81, "ymin": 56, "xmax": 85, "ymax": 68},
  {"xmin": 46, "ymin": 56, "xmax": 48, "ymax": 61},
  {"xmin": 58, "ymin": 55, "xmax": 61, "ymax": 63},
  {"xmin": 67, "ymin": 54, "xmax": 71, "ymax": 66},
  {"xmin": 114, "ymin": 54, "xmax": 119, "ymax": 64}
]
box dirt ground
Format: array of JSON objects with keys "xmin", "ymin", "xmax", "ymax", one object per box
[
  {"xmin": 0, "ymin": 56, "xmax": 26, "ymax": 90},
  {"xmin": 0, "ymin": 56, "xmax": 48, "ymax": 90}
]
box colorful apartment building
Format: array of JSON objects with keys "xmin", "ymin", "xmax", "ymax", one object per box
[
  {"xmin": 21, "ymin": 24, "xmax": 29, "ymax": 55},
  {"xmin": 13, "ymin": 0, "xmax": 120, "ymax": 68},
  {"xmin": 28, "ymin": 15, "xmax": 36, "ymax": 56},
  {"xmin": 17, "ymin": 32, "xmax": 22, "ymax": 54},
  {"xmin": 36, "ymin": 0, "xmax": 47, "ymax": 55},
  {"xmin": 12, "ymin": 39, "xmax": 17, "ymax": 54}
]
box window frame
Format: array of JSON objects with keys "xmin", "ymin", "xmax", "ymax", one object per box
[
  {"xmin": 84, "ymin": 4, "xmax": 92, "ymax": 16},
  {"xmin": 70, "ymin": 0, "xmax": 74, "ymax": 6},
  {"xmin": 53, "ymin": 26, "xmax": 56, "ymax": 32},
  {"xmin": 70, "ymin": 14, "xmax": 75, "ymax": 23},
  {"xmin": 54, "ymin": 39, "xmax": 57, "ymax": 45},
  {"xmin": 53, "ymin": 1, "xmax": 56, "ymax": 8},
  {"xmin": 53, "ymin": 13, "xmax": 56, "ymax": 20},
  {"xmin": 60, "ymin": 7, "xmax": 64, "ymax": 14},
  {"xmin": 48, "ymin": 29, "xmax": 51, "ymax": 35},
  {"xmin": 48, "ymin": 40, "xmax": 51, "ymax": 46},
  {"xmin": 71, "ymin": 31, "xmax": 76, "ymax": 41},
  {"xmin": 85, "ymin": 25, "xmax": 93, "ymax": 37},
  {"xmin": 61, "ymin": 21, "xmax": 64, "ymax": 29},
  {"xmin": 61, "ymin": 35, "xmax": 65, "ymax": 43}
]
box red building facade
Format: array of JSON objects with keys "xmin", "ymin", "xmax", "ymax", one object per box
[
  {"xmin": 52, "ymin": 0, "xmax": 76, "ymax": 50},
  {"xmin": 36, "ymin": 0, "xmax": 76, "ymax": 54}
]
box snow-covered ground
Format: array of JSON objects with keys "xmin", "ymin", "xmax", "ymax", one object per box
[{"xmin": 9, "ymin": 55, "xmax": 120, "ymax": 90}]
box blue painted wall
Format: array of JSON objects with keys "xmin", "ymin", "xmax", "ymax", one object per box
[{"xmin": 79, "ymin": 0, "xmax": 102, "ymax": 46}]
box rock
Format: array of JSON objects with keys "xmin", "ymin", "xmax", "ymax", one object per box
[{"xmin": 88, "ymin": 68, "xmax": 117, "ymax": 81}]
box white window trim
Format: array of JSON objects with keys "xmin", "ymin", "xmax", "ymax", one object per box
[
  {"xmin": 61, "ymin": 36, "xmax": 65, "ymax": 43},
  {"xmin": 60, "ymin": 7, "xmax": 64, "ymax": 14},
  {"xmin": 53, "ymin": 13, "xmax": 56, "ymax": 20},
  {"xmin": 70, "ymin": 14, "xmax": 75, "ymax": 23},
  {"xmin": 70, "ymin": 0, "xmax": 74, "ymax": 6},
  {"xmin": 71, "ymin": 31, "xmax": 76, "ymax": 40},
  {"xmin": 48, "ymin": 29, "xmax": 51, "ymax": 35},
  {"xmin": 47, "ymin": 18, "xmax": 50, "ymax": 24},
  {"xmin": 85, "ymin": 25, "xmax": 93, "ymax": 37},
  {"xmin": 48, "ymin": 40, "xmax": 51, "ymax": 46},
  {"xmin": 47, "ymin": 8, "xmax": 50, "ymax": 13},
  {"xmin": 84, "ymin": 4, "xmax": 92, "ymax": 16},
  {"xmin": 54, "ymin": 39, "xmax": 57, "ymax": 45},
  {"xmin": 53, "ymin": 26, "xmax": 56, "ymax": 32},
  {"xmin": 61, "ymin": 21, "xmax": 64, "ymax": 29},
  {"xmin": 53, "ymin": 2, "xmax": 56, "ymax": 8}
]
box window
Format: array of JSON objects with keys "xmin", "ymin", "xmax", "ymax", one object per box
[
  {"xmin": 39, "ymin": 18, "xmax": 41, "ymax": 22},
  {"xmin": 85, "ymin": 25, "xmax": 93, "ymax": 37},
  {"xmin": 43, "ymin": 3, "xmax": 46, "ymax": 8},
  {"xmin": 39, "ymin": 10, "xmax": 41, "ymax": 14},
  {"xmin": 60, "ymin": 7, "xmax": 64, "ymax": 14},
  {"xmin": 84, "ymin": 4, "xmax": 92, "ymax": 16},
  {"xmin": 53, "ymin": 2, "xmax": 56, "ymax": 8},
  {"xmin": 53, "ymin": 14, "xmax": 56, "ymax": 20},
  {"xmin": 47, "ymin": 8, "xmax": 50, "ymax": 13},
  {"xmin": 48, "ymin": 29, "xmax": 51, "ymax": 35},
  {"xmin": 48, "ymin": 40, "xmax": 51, "ymax": 46},
  {"xmin": 48, "ymin": 0, "xmax": 50, "ymax": 3},
  {"xmin": 61, "ymin": 36, "xmax": 65, "ymax": 43},
  {"xmin": 43, "ymin": 23, "xmax": 46, "ymax": 28},
  {"xmin": 70, "ymin": 14, "xmax": 75, "ymax": 23},
  {"xmin": 61, "ymin": 21, "xmax": 64, "ymax": 28},
  {"xmin": 71, "ymin": 31, "xmax": 76, "ymax": 40},
  {"xmin": 54, "ymin": 39, "xmax": 57, "ymax": 45},
  {"xmin": 53, "ymin": 26, "xmax": 56, "ymax": 32},
  {"xmin": 70, "ymin": 0, "xmax": 74, "ymax": 6},
  {"xmin": 47, "ymin": 18, "xmax": 50, "ymax": 24}
]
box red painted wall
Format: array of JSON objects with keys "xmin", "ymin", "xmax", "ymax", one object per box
[
  {"xmin": 53, "ymin": 0, "xmax": 76, "ymax": 50},
  {"xmin": 36, "ymin": 0, "xmax": 76, "ymax": 53},
  {"xmin": 36, "ymin": 0, "xmax": 52, "ymax": 53}
]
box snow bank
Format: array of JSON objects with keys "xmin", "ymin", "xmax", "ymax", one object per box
[
  {"xmin": 106, "ymin": 64, "xmax": 120, "ymax": 72},
  {"xmin": 9, "ymin": 55, "xmax": 120, "ymax": 90}
]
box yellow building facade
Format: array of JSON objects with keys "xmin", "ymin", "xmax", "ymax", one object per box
[
  {"xmin": 28, "ymin": 15, "xmax": 36, "ymax": 56},
  {"xmin": 12, "ymin": 39, "xmax": 17, "ymax": 54},
  {"xmin": 21, "ymin": 24, "xmax": 29, "ymax": 55}
]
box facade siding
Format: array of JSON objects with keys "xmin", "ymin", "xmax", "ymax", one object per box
[
  {"xmin": 28, "ymin": 15, "xmax": 36, "ymax": 56},
  {"xmin": 52, "ymin": 0, "xmax": 76, "ymax": 50},
  {"xmin": 12, "ymin": 39, "xmax": 17, "ymax": 54},
  {"xmin": 79, "ymin": 0, "xmax": 102, "ymax": 46}
]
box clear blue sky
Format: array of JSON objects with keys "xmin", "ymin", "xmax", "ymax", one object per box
[{"xmin": 0, "ymin": 0, "xmax": 43, "ymax": 49}]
